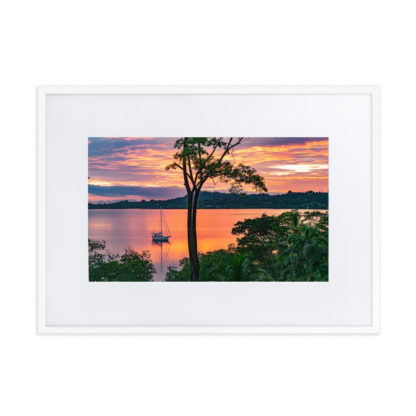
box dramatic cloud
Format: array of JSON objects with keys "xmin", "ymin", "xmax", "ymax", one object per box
[
  {"xmin": 88, "ymin": 137, "xmax": 328, "ymax": 202},
  {"xmin": 88, "ymin": 137, "xmax": 175, "ymax": 157}
]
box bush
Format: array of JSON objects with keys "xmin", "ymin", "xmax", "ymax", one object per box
[
  {"xmin": 88, "ymin": 239, "xmax": 155, "ymax": 281},
  {"xmin": 166, "ymin": 249, "xmax": 271, "ymax": 282},
  {"xmin": 233, "ymin": 210, "xmax": 328, "ymax": 281}
]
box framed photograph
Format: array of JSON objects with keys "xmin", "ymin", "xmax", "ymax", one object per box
[{"xmin": 38, "ymin": 86, "xmax": 380, "ymax": 334}]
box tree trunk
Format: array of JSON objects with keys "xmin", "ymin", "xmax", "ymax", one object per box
[
  {"xmin": 187, "ymin": 192, "xmax": 199, "ymax": 281},
  {"xmin": 191, "ymin": 189, "xmax": 200, "ymax": 279}
]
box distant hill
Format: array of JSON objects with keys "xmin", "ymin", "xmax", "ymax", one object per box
[{"xmin": 88, "ymin": 191, "xmax": 328, "ymax": 210}]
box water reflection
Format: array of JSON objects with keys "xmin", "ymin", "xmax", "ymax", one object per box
[{"xmin": 151, "ymin": 240, "xmax": 172, "ymax": 279}]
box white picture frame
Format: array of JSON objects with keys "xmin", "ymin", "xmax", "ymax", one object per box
[{"xmin": 37, "ymin": 86, "xmax": 380, "ymax": 334}]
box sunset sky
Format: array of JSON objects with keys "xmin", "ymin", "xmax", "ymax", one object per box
[{"xmin": 88, "ymin": 137, "xmax": 328, "ymax": 203}]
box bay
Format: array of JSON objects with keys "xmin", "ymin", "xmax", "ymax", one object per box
[{"xmin": 89, "ymin": 208, "xmax": 307, "ymax": 281}]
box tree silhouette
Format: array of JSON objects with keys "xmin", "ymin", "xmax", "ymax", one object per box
[{"xmin": 166, "ymin": 137, "xmax": 267, "ymax": 281}]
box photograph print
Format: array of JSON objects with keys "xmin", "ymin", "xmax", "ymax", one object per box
[{"xmin": 88, "ymin": 137, "xmax": 328, "ymax": 282}]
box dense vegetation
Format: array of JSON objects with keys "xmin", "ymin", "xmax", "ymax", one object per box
[
  {"xmin": 166, "ymin": 210, "xmax": 328, "ymax": 282},
  {"xmin": 88, "ymin": 190, "xmax": 328, "ymax": 210},
  {"xmin": 165, "ymin": 249, "xmax": 272, "ymax": 281},
  {"xmin": 89, "ymin": 239, "xmax": 154, "ymax": 281}
]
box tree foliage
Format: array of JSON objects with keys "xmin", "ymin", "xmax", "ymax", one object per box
[
  {"xmin": 165, "ymin": 249, "xmax": 271, "ymax": 282},
  {"xmin": 88, "ymin": 239, "xmax": 155, "ymax": 281},
  {"xmin": 166, "ymin": 137, "xmax": 268, "ymax": 194},
  {"xmin": 275, "ymin": 221, "xmax": 328, "ymax": 281},
  {"xmin": 233, "ymin": 210, "xmax": 328, "ymax": 281}
]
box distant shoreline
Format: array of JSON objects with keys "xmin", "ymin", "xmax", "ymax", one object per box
[{"xmin": 88, "ymin": 190, "xmax": 328, "ymax": 210}]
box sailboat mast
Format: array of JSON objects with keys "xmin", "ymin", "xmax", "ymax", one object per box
[
  {"xmin": 160, "ymin": 239, "xmax": 163, "ymax": 273},
  {"xmin": 160, "ymin": 206, "xmax": 162, "ymax": 233}
]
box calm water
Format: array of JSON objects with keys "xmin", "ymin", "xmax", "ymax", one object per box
[{"xmin": 89, "ymin": 208, "xmax": 297, "ymax": 281}]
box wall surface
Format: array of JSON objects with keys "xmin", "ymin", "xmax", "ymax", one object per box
[{"xmin": 0, "ymin": 1, "xmax": 414, "ymax": 415}]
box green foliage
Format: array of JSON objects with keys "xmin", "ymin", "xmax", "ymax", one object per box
[
  {"xmin": 88, "ymin": 238, "xmax": 106, "ymax": 266},
  {"xmin": 232, "ymin": 212, "xmax": 291, "ymax": 263},
  {"xmin": 165, "ymin": 249, "xmax": 271, "ymax": 282},
  {"xmin": 232, "ymin": 210, "xmax": 304, "ymax": 262},
  {"xmin": 275, "ymin": 221, "xmax": 328, "ymax": 281},
  {"xmin": 205, "ymin": 251, "xmax": 272, "ymax": 281},
  {"xmin": 233, "ymin": 210, "xmax": 328, "ymax": 281},
  {"xmin": 88, "ymin": 239, "xmax": 155, "ymax": 281}
]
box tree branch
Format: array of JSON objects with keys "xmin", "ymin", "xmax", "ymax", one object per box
[
  {"xmin": 216, "ymin": 137, "xmax": 242, "ymax": 165},
  {"xmin": 225, "ymin": 137, "xmax": 243, "ymax": 155},
  {"xmin": 199, "ymin": 137, "xmax": 243, "ymax": 184},
  {"xmin": 204, "ymin": 137, "xmax": 221, "ymax": 164},
  {"xmin": 194, "ymin": 137, "xmax": 220, "ymax": 186},
  {"xmin": 187, "ymin": 154, "xmax": 195, "ymax": 186},
  {"xmin": 171, "ymin": 162, "xmax": 193, "ymax": 182},
  {"xmin": 182, "ymin": 139, "xmax": 191, "ymax": 193}
]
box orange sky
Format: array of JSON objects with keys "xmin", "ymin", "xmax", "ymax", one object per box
[{"xmin": 88, "ymin": 137, "xmax": 328, "ymax": 202}]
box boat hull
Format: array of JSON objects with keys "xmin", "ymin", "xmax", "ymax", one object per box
[
  {"xmin": 152, "ymin": 236, "xmax": 170, "ymax": 242},
  {"xmin": 152, "ymin": 232, "xmax": 170, "ymax": 242}
]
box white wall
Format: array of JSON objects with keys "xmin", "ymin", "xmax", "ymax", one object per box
[{"xmin": 0, "ymin": 1, "xmax": 414, "ymax": 415}]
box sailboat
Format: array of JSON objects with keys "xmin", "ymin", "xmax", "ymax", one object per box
[{"xmin": 152, "ymin": 206, "xmax": 171, "ymax": 242}]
